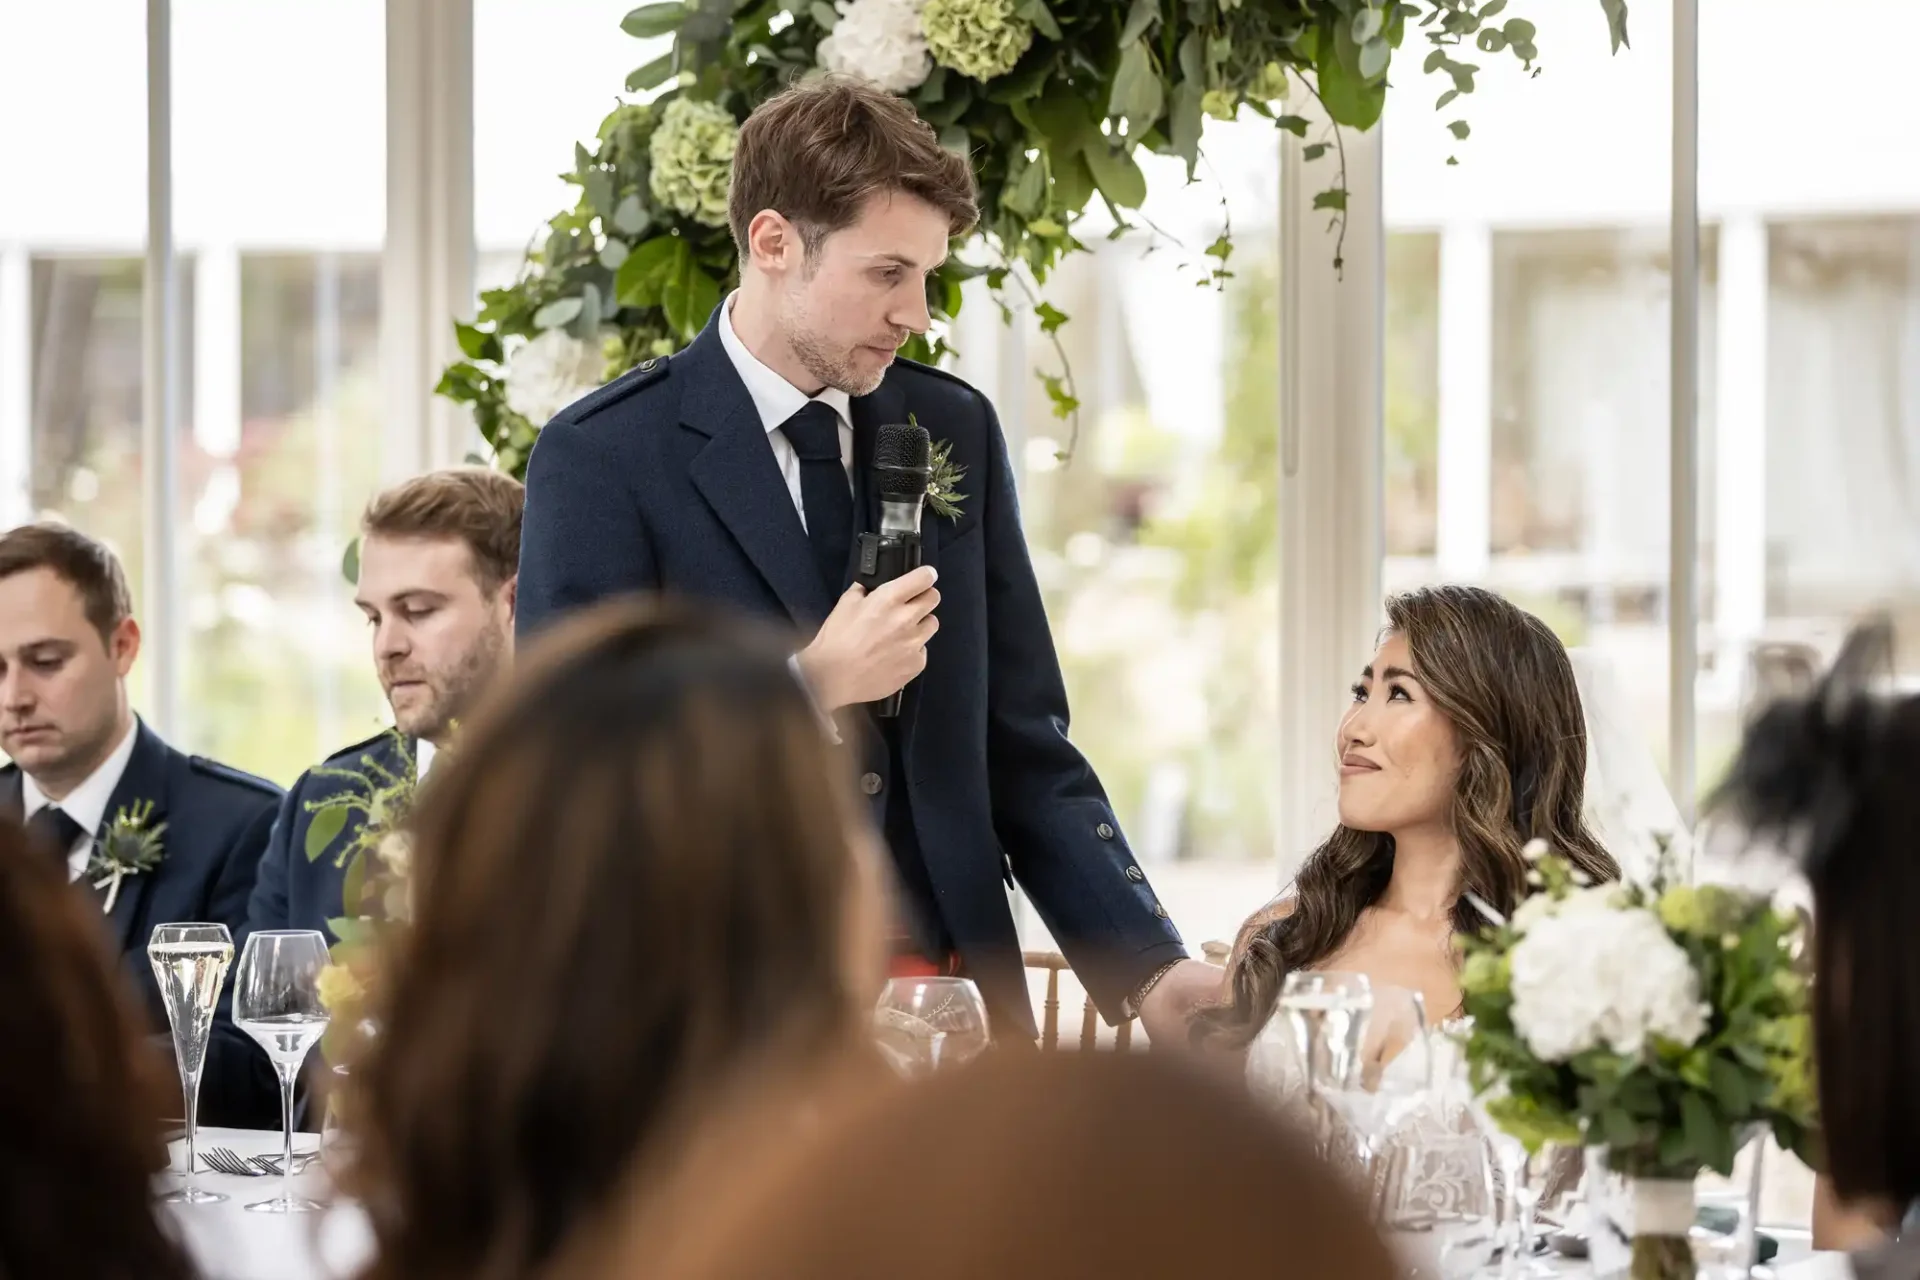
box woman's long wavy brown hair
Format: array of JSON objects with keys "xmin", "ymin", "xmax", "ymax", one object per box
[
  {"xmin": 1197, "ymin": 585, "xmax": 1618, "ymax": 1047},
  {"xmin": 0, "ymin": 819, "xmax": 195, "ymax": 1280},
  {"xmin": 345, "ymin": 599, "xmax": 876, "ymax": 1280}
]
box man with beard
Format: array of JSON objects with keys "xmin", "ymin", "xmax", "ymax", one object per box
[
  {"xmin": 244, "ymin": 468, "xmax": 520, "ymax": 945},
  {"xmin": 516, "ymin": 78, "xmax": 1217, "ymax": 1044}
]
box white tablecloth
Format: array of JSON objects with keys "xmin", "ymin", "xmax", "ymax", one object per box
[{"xmin": 160, "ymin": 1128, "xmax": 373, "ymax": 1280}]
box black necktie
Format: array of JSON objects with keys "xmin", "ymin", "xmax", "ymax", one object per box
[
  {"xmin": 25, "ymin": 805, "xmax": 85, "ymax": 874},
  {"xmin": 780, "ymin": 401, "xmax": 854, "ymax": 594}
]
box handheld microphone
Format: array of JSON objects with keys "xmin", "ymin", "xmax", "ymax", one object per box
[{"xmin": 855, "ymin": 421, "xmax": 932, "ymax": 719}]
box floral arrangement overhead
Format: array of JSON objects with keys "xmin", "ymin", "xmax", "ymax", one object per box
[
  {"xmin": 1458, "ymin": 839, "xmax": 1815, "ymax": 1280},
  {"xmin": 438, "ymin": 0, "xmax": 1630, "ymax": 477}
]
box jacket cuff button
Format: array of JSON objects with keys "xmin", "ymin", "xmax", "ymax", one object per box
[{"xmin": 1096, "ymin": 822, "xmax": 1115, "ymax": 840}]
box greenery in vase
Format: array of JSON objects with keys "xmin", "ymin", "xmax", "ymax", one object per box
[
  {"xmin": 437, "ymin": 0, "xmax": 1629, "ymax": 476},
  {"xmin": 1458, "ymin": 839, "xmax": 1818, "ymax": 1186}
]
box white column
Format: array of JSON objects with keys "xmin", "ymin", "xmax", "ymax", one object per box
[
  {"xmin": 1277, "ymin": 110, "xmax": 1385, "ymax": 882},
  {"xmin": 1712, "ymin": 214, "xmax": 1768, "ymax": 704},
  {"xmin": 1669, "ymin": 0, "xmax": 1702, "ymax": 828},
  {"xmin": 1436, "ymin": 222, "xmax": 1493, "ymax": 581},
  {"xmin": 382, "ymin": 0, "xmax": 474, "ymax": 481},
  {"xmin": 0, "ymin": 246, "xmax": 30, "ymax": 528},
  {"xmin": 142, "ymin": 0, "xmax": 181, "ymax": 740}
]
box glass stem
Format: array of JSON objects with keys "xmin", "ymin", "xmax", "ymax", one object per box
[
  {"xmin": 181, "ymin": 1070, "xmax": 200, "ymax": 1193},
  {"xmin": 277, "ymin": 1065, "xmax": 298, "ymax": 1205}
]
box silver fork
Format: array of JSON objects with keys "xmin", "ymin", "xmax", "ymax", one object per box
[
  {"xmin": 247, "ymin": 1152, "xmax": 319, "ymax": 1175},
  {"xmin": 203, "ymin": 1146, "xmax": 269, "ymax": 1176}
]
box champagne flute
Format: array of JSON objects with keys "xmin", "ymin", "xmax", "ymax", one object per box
[
  {"xmin": 873, "ymin": 977, "xmax": 990, "ymax": 1076},
  {"xmin": 233, "ymin": 930, "xmax": 331, "ymax": 1213},
  {"xmin": 147, "ymin": 923, "xmax": 234, "ymax": 1205}
]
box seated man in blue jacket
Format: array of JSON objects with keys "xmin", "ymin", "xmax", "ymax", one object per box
[
  {"xmin": 230, "ymin": 468, "xmax": 521, "ymax": 1123},
  {"xmin": 0, "ymin": 522, "xmax": 281, "ymax": 1126}
]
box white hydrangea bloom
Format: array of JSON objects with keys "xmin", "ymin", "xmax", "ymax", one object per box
[
  {"xmin": 816, "ymin": 0, "xmax": 933, "ymax": 94},
  {"xmin": 1508, "ymin": 903, "xmax": 1709, "ymax": 1062},
  {"xmin": 503, "ymin": 329, "xmax": 604, "ymax": 427}
]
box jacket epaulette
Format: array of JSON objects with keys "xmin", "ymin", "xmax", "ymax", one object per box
[
  {"xmin": 891, "ymin": 355, "xmax": 985, "ymax": 399},
  {"xmin": 318, "ymin": 728, "xmax": 407, "ymax": 770},
  {"xmin": 187, "ymin": 756, "xmax": 282, "ymax": 798},
  {"xmin": 552, "ymin": 353, "xmax": 673, "ymax": 425}
]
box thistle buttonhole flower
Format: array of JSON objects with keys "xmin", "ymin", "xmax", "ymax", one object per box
[
  {"xmin": 816, "ymin": 0, "xmax": 934, "ymax": 93},
  {"xmin": 920, "ymin": 0, "xmax": 1033, "ymax": 82},
  {"xmin": 649, "ymin": 97, "xmax": 737, "ymax": 227}
]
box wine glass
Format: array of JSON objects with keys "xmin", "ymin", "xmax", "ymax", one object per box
[
  {"xmin": 873, "ymin": 977, "xmax": 990, "ymax": 1076},
  {"xmin": 1320, "ymin": 985, "xmax": 1433, "ymax": 1173},
  {"xmin": 1465, "ymin": 1085, "xmax": 1554, "ymax": 1277},
  {"xmin": 233, "ymin": 930, "xmax": 331, "ymax": 1213},
  {"xmin": 1277, "ymin": 971, "xmax": 1373, "ymax": 1161},
  {"xmin": 147, "ymin": 923, "xmax": 234, "ymax": 1205}
]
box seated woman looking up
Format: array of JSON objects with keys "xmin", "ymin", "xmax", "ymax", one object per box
[
  {"xmin": 345, "ymin": 599, "xmax": 890, "ymax": 1280},
  {"xmin": 1197, "ymin": 585, "xmax": 1620, "ymax": 1049}
]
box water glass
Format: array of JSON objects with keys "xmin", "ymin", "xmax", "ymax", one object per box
[{"xmin": 874, "ymin": 977, "xmax": 990, "ymax": 1076}]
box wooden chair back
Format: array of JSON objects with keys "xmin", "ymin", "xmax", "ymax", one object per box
[{"xmin": 1022, "ymin": 950, "xmax": 1134, "ymax": 1051}]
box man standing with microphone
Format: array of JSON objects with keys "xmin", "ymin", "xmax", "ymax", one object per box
[{"xmin": 516, "ymin": 76, "xmax": 1217, "ymax": 1043}]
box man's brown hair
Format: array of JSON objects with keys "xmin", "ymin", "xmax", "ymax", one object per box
[
  {"xmin": 0, "ymin": 523, "xmax": 133, "ymax": 645},
  {"xmin": 728, "ymin": 75, "xmax": 979, "ymax": 258},
  {"xmin": 361, "ymin": 467, "xmax": 525, "ymax": 595}
]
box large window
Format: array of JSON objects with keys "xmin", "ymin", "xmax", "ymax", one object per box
[{"xmin": 171, "ymin": 0, "xmax": 388, "ymax": 783}]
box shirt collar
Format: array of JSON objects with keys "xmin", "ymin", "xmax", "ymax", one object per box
[
  {"xmin": 20, "ymin": 717, "xmax": 139, "ymax": 837},
  {"xmin": 416, "ymin": 738, "xmax": 437, "ymax": 781},
  {"xmin": 717, "ymin": 291, "xmax": 852, "ymax": 436}
]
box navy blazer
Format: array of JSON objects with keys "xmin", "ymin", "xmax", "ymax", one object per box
[
  {"xmin": 243, "ymin": 729, "xmax": 416, "ymax": 945},
  {"xmin": 1, "ymin": 718, "xmax": 281, "ymax": 1126},
  {"xmin": 517, "ymin": 309, "xmax": 1188, "ymax": 1035},
  {"xmin": 218, "ymin": 729, "xmax": 418, "ymax": 1128}
]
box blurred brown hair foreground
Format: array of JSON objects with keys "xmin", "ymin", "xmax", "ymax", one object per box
[
  {"xmin": 0, "ymin": 818, "xmax": 195, "ymax": 1280},
  {"xmin": 625, "ymin": 1052, "xmax": 1398, "ymax": 1280},
  {"xmin": 346, "ymin": 598, "xmax": 880, "ymax": 1280}
]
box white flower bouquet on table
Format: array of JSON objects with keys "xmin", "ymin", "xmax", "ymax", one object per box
[{"xmin": 1459, "ymin": 840, "xmax": 1816, "ymax": 1280}]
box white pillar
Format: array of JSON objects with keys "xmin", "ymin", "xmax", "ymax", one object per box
[
  {"xmin": 142, "ymin": 0, "xmax": 182, "ymax": 741},
  {"xmin": 1277, "ymin": 109, "xmax": 1384, "ymax": 882},
  {"xmin": 0, "ymin": 246, "xmax": 30, "ymax": 528},
  {"xmin": 1436, "ymin": 221, "xmax": 1493, "ymax": 581},
  {"xmin": 383, "ymin": 0, "xmax": 474, "ymax": 481},
  {"xmin": 1712, "ymin": 214, "xmax": 1768, "ymax": 703}
]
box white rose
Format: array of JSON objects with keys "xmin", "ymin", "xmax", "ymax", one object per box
[
  {"xmin": 816, "ymin": 0, "xmax": 933, "ymax": 94},
  {"xmin": 503, "ymin": 329, "xmax": 604, "ymax": 427},
  {"xmin": 1508, "ymin": 904, "xmax": 1709, "ymax": 1062}
]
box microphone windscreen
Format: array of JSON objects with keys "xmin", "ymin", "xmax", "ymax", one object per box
[{"xmin": 875, "ymin": 421, "xmax": 932, "ymax": 499}]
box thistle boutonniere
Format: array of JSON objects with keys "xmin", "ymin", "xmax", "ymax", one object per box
[
  {"xmin": 909, "ymin": 413, "xmax": 967, "ymax": 522},
  {"xmin": 86, "ymin": 800, "xmax": 166, "ymax": 914}
]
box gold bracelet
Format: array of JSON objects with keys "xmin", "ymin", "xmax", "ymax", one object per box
[{"xmin": 1126, "ymin": 959, "xmax": 1183, "ymax": 1018}]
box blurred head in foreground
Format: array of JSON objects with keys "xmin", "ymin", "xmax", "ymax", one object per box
[
  {"xmin": 1712, "ymin": 618, "xmax": 1920, "ymax": 1212},
  {"xmin": 0, "ymin": 818, "xmax": 193, "ymax": 1280},
  {"xmin": 348, "ymin": 598, "xmax": 887, "ymax": 1280},
  {"xmin": 625, "ymin": 1051, "xmax": 1398, "ymax": 1280}
]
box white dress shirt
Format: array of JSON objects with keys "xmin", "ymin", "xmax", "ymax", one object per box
[
  {"xmin": 717, "ymin": 290, "xmax": 853, "ymax": 530},
  {"xmin": 416, "ymin": 738, "xmax": 437, "ymax": 781},
  {"xmin": 21, "ymin": 718, "xmax": 139, "ymax": 882}
]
